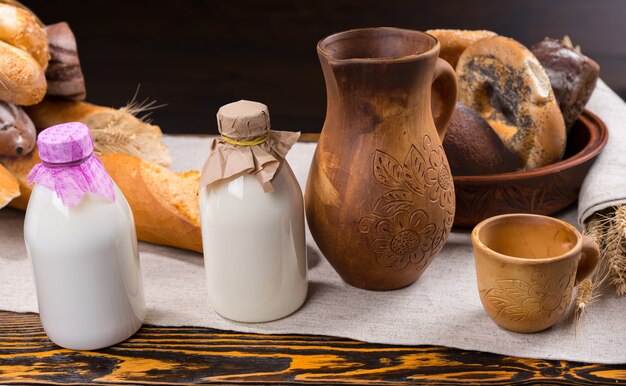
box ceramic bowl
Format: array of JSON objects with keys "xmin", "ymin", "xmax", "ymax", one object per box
[{"xmin": 453, "ymin": 110, "xmax": 608, "ymax": 227}]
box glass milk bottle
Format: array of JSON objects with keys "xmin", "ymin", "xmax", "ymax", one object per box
[
  {"xmin": 199, "ymin": 100, "xmax": 307, "ymax": 322},
  {"xmin": 24, "ymin": 122, "xmax": 145, "ymax": 350}
]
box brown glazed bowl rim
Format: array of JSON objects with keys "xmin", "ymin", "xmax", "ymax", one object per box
[
  {"xmin": 317, "ymin": 27, "xmax": 440, "ymax": 64},
  {"xmin": 472, "ymin": 213, "xmax": 582, "ymax": 265},
  {"xmin": 454, "ymin": 110, "xmax": 608, "ymax": 184}
]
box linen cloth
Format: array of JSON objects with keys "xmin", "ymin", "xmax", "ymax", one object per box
[
  {"xmin": 578, "ymin": 80, "xmax": 626, "ymax": 223},
  {"xmin": 1, "ymin": 81, "xmax": 624, "ymax": 364}
]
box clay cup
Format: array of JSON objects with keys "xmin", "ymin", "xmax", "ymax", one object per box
[{"xmin": 471, "ymin": 214, "xmax": 599, "ymax": 333}]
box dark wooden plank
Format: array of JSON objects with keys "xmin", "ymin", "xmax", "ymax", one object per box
[
  {"xmin": 22, "ymin": 0, "xmax": 626, "ymax": 135},
  {"xmin": 0, "ymin": 311, "xmax": 624, "ymax": 385}
]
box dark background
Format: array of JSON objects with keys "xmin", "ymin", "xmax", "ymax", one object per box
[{"xmin": 24, "ymin": 0, "xmax": 626, "ymax": 134}]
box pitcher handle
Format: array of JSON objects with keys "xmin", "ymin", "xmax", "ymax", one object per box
[
  {"xmin": 576, "ymin": 235, "xmax": 600, "ymax": 285},
  {"xmin": 431, "ymin": 58, "xmax": 457, "ymax": 142}
]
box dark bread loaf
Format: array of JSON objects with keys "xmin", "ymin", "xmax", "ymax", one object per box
[
  {"xmin": 443, "ymin": 102, "xmax": 519, "ymax": 176},
  {"xmin": 45, "ymin": 22, "xmax": 87, "ymax": 100},
  {"xmin": 532, "ymin": 37, "xmax": 599, "ymax": 131}
]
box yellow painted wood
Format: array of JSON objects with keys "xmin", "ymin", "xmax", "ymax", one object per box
[{"xmin": 0, "ymin": 311, "xmax": 624, "ymax": 385}]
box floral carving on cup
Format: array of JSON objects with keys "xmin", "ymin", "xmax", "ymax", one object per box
[
  {"xmin": 482, "ymin": 271, "xmax": 575, "ymax": 323},
  {"xmin": 358, "ymin": 134, "xmax": 454, "ymax": 271},
  {"xmin": 359, "ymin": 210, "xmax": 436, "ymax": 271}
]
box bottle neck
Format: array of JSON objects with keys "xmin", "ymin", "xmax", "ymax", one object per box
[{"xmin": 41, "ymin": 152, "xmax": 93, "ymax": 168}]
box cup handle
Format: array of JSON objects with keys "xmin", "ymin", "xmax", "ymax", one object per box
[
  {"xmin": 576, "ymin": 235, "xmax": 600, "ymax": 285},
  {"xmin": 430, "ymin": 57, "xmax": 457, "ymax": 142}
]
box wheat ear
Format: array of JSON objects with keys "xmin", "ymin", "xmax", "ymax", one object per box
[
  {"xmin": 605, "ymin": 206, "xmax": 626, "ymax": 295},
  {"xmin": 577, "ymin": 215, "xmax": 607, "ymax": 317}
]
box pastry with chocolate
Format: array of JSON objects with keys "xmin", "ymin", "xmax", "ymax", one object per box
[{"xmin": 0, "ymin": 101, "xmax": 36, "ymax": 157}]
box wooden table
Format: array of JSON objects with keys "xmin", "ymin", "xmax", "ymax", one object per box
[{"xmin": 0, "ymin": 310, "xmax": 624, "ymax": 385}]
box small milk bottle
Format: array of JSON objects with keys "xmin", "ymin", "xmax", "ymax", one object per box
[
  {"xmin": 199, "ymin": 100, "xmax": 307, "ymax": 322},
  {"xmin": 24, "ymin": 122, "xmax": 145, "ymax": 350}
]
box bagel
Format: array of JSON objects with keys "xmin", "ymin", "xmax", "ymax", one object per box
[
  {"xmin": 426, "ymin": 29, "xmax": 497, "ymax": 68},
  {"xmin": 456, "ymin": 36, "xmax": 566, "ymax": 170}
]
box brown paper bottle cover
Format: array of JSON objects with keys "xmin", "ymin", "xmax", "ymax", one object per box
[{"xmin": 199, "ymin": 100, "xmax": 300, "ymax": 192}]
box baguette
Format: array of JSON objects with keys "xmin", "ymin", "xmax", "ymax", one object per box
[
  {"xmin": 0, "ymin": 163, "xmax": 18, "ymax": 208},
  {"xmin": 2, "ymin": 149, "xmax": 202, "ymax": 252},
  {"xmin": 25, "ymin": 98, "xmax": 172, "ymax": 166},
  {"xmin": 100, "ymin": 153, "xmax": 201, "ymax": 252}
]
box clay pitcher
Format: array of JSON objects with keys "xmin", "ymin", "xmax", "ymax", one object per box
[{"xmin": 305, "ymin": 27, "xmax": 457, "ymax": 290}]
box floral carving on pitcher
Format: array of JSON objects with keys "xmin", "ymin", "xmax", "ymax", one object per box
[
  {"xmin": 358, "ymin": 210, "xmax": 436, "ymax": 271},
  {"xmin": 481, "ymin": 269, "xmax": 575, "ymax": 323},
  {"xmin": 423, "ymin": 135, "xmax": 455, "ymax": 209},
  {"xmin": 358, "ymin": 134, "xmax": 453, "ymax": 271}
]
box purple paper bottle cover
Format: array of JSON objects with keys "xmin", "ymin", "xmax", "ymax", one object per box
[{"xmin": 28, "ymin": 122, "xmax": 115, "ymax": 206}]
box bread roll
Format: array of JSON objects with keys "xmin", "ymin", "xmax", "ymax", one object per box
[
  {"xmin": 532, "ymin": 37, "xmax": 599, "ymax": 131},
  {"xmin": 426, "ymin": 29, "xmax": 497, "ymax": 68},
  {"xmin": 456, "ymin": 36, "xmax": 566, "ymax": 170},
  {"xmin": 0, "ymin": 163, "xmax": 18, "ymax": 209},
  {"xmin": 2, "ymin": 149, "xmax": 202, "ymax": 252},
  {"xmin": 0, "ymin": 39, "xmax": 46, "ymax": 105},
  {"xmin": 443, "ymin": 102, "xmax": 519, "ymax": 175},
  {"xmin": 0, "ymin": 2, "xmax": 49, "ymax": 69}
]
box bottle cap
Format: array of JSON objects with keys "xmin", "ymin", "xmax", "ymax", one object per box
[
  {"xmin": 199, "ymin": 100, "xmax": 300, "ymax": 193},
  {"xmin": 37, "ymin": 122, "xmax": 93, "ymax": 165},
  {"xmin": 28, "ymin": 122, "xmax": 115, "ymax": 206},
  {"xmin": 217, "ymin": 100, "xmax": 271, "ymax": 141}
]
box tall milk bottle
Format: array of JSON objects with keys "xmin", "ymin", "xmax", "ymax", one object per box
[
  {"xmin": 24, "ymin": 122, "xmax": 145, "ymax": 350},
  {"xmin": 199, "ymin": 100, "xmax": 307, "ymax": 322}
]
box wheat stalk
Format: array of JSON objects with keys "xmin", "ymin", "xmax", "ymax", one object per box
[
  {"xmin": 81, "ymin": 91, "xmax": 172, "ymax": 167},
  {"xmin": 576, "ymin": 205, "xmax": 626, "ymax": 328},
  {"xmin": 576, "ymin": 215, "xmax": 606, "ymax": 317},
  {"xmin": 605, "ymin": 206, "xmax": 626, "ymax": 295}
]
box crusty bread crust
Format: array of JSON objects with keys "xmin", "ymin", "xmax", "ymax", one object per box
[
  {"xmin": 0, "ymin": 3, "xmax": 49, "ymax": 69},
  {"xmin": 426, "ymin": 29, "xmax": 497, "ymax": 68},
  {"xmin": 100, "ymin": 153, "xmax": 202, "ymax": 252},
  {"xmin": 1, "ymin": 146, "xmax": 37, "ymax": 209},
  {"xmin": 0, "ymin": 39, "xmax": 46, "ymax": 105},
  {"xmin": 0, "ymin": 163, "xmax": 19, "ymax": 208}
]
